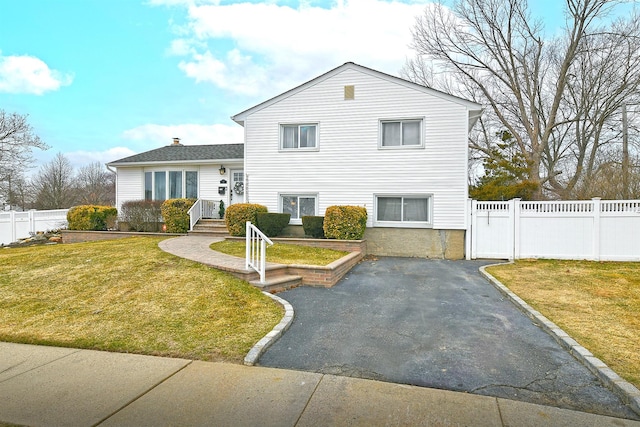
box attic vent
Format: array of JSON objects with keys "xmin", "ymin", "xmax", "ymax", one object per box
[{"xmin": 344, "ymin": 85, "xmax": 355, "ymax": 100}]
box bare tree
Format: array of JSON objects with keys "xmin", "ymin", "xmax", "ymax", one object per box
[
  {"xmin": 404, "ymin": 0, "xmax": 640, "ymax": 199},
  {"xmin": 0, "ymin": 167, "xmax": 34, "ymax": 210},
  {"xmin": 31, "ymin": 153, "xmax": 77, "ymax": 209},
  {"xmin": 75, "ymin": 162, "xmax": 115, "ymax": 206},
  {"xmin": 0, "ymin": 110, "xmax": 49, "ymax": 204}
]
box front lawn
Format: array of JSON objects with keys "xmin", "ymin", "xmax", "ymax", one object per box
[
  {"xmin": 0, "ymin": 237, "xmax": 282, "ymax": 363},
  {"xmin": 486, "ymin": 260, "xmax": 640, "ymax": 389},
  {"xmin": 210, "ymin": 240, "xmax": 348, "ymax": 265}
]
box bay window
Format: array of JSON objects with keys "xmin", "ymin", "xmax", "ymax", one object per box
[{"xmin": 144, "ymin": 170, "xmax": 198, "ymax": 201}]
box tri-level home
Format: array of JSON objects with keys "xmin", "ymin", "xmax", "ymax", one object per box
[{"xmin": 109, "ymin": 62, "xmax": 482, "ymax": 259}]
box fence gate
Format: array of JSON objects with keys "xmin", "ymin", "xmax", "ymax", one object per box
[{"xmin": 468, "ymin": 200, "xmax": 513, "ymax": 260}]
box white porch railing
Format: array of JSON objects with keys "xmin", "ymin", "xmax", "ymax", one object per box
[
  {"xmin": 187, "ymin": 199, "xmax": 219, "ymax": 230},
  {"xmin": 246, "ymin": 221, "xmax": 273, "ymax": 284}
]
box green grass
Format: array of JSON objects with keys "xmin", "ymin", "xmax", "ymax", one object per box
[
  {"xmin": 210, "ymin": 240, "xmax": 349, "ymax": 265},
  {"xmin": 0, "ymin": 237, "xmax": 283, "ymax": 363},
  {"xmin": 486, "ymin": 259, "xmax": 640, "ymax": 389}
]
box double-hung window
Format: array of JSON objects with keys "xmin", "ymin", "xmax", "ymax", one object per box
[
  {"xmin": 281, "ymin": 124, "xmax": 317, "ymax": 149},
  {"xmin": 281, "ymin": 194, "xmax": 317, "ymax": 222},
  {"xmin": 380, "ymin": 119, "xmax": 423, "ymax": 148},
  {"xmin": 145, "ymin": 170, "xmax": 198, "ymax": 201},
  {"xmin": 375, "ymin": 195, "xmax": 432, "ymax": 227}
]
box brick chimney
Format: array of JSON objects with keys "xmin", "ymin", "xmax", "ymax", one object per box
[{"xmin": 172, "ymin": 137, "xmax": 181, "ymax": 145}]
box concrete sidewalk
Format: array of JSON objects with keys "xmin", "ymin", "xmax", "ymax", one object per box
[{"xmin": 1, "ymin": 342, "xmax": 639, "ymax": 426}]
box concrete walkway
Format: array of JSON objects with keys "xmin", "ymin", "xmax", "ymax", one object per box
[
  {"xmin": 1, "ymin": 342, "xmax": 640, "ymax": 427},
  {"xmin": 158, "ymin": 234, "xmax": 245, "ymax": 271}
]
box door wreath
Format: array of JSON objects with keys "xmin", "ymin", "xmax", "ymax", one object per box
[{"xmin": 234, "ymin": 182, "xmax": 244, "ymax": 195}]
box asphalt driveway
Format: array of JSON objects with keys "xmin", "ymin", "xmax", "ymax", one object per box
[{"xmin": 258, "ymin": 257, "xmax": 639, "ymax": 420}]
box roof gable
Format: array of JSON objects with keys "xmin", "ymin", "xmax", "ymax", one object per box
[
  {"xmin": 231, "ymin": 62, "xmax": 483, "ymax": 126},
  {"xmin": 108, "ymin": 143, "xmax": 244, "ymax": 166}
]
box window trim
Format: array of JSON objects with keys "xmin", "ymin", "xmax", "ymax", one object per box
[
  {"xmin": 144, "ymin": 169, "xmax": 199, "ymax": 201},
  {"xmin": 378, "ymin": 118, "xmax": 425, "ymax": 149},
  {"xmin": 279, "ymin": 123, "xmax": 319, "ymax": 151},
  {"xmin": 279, "ymin": 193, "xmax": 318, "ymax": 224},
  {"xmin": 374, "ymin": 194, "xmax": 433, "ymax": 228}
]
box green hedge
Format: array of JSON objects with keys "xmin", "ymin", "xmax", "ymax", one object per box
[
  {"xmin": 120, "ymin": 200, "xmax": 163, "ymax": 232},
  {"xmin": 323, "ymin": 205, "xmax": 367, "ymax": 240},
  {"xmin": 257, "ymin": 212, "xmax": 290, "ymax": 237},
  {"xmin": 225, "ymin": 203, "xmax": 268, "ymax": 237},
  {"xmin": 302, "ymin": 216, "xmax": 325, "ymax": 238},
  {"xmin": 67, "ymin": 205, "xmax": 118, "ymax": 231},
  {"xmin": 161, "ymin": 198, "xmax": 196, "ymax": 233}
]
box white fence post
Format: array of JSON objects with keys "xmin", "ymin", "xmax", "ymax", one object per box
[
  {"xmin": 511, "ymin": 198, "xmax": 521, "ymax": 260},
  {"xmin": 10, "ymin": 210, "xmax": 16, "ymax": 243},
  {"xmin": 465, "ymin": 199, "xmax": 472, "ymax": 260},
  {"xmin": 470, "ymin": 200, "xmax": 477, "ymax": 259},
  {"xmin": 592, "ymin": 197, "xmax": 601, "ymax": 261},
  {"xmin": 29, "ymin": 210, "xmax": 35, "ymax": 235}
]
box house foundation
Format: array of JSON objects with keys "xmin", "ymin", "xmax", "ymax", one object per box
[{"xmin": 282, "ymin": 226, "xmax": 465, "ymax": 259}]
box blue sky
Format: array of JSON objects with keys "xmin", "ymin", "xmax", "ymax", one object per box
[{"xmin": 0, "ymin": 0, "xmax": 632, "ymax": 172}]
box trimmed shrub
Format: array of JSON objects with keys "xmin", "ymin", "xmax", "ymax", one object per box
[
  {"xmin": 257, "ymin": 212, "xmax": 291, "ymax": 237},
  {"xmin": 323, "ymin": 205, "xmax": 367, "ymax": 240},
  {"xmin": 225, "ymin": 203, "xmax": 268, "ymax": 237},
  {"xmin": 67, "ymin": 205, "xmax": 118, "ymax": 231},
  {"xmin": 120, "ymin": 200, "xmax": 163, "ymax": 232},
  {"xmin": 161, "ymin": 198, "xmax": 196, "ymax": 233},
  {"xmin": 302, "ymin": 216, "xmax": 325, "ymax": 238},
  {"xmin": 218, "ymin": 200, "xmax": 226, "ymax": 219}
]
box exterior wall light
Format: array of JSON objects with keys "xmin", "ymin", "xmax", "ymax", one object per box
[{"xmin": 219, "ymin": 165, "xmax": 226, "ymax": 175}]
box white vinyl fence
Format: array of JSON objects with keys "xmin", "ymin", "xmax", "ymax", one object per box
[
  {"xmin": 467, "ymin": 198, "xmax": 640, "ymax": 261},
  {"xmin": 0, "ymin": 209, "xmax": 69, "ymax": 245}
]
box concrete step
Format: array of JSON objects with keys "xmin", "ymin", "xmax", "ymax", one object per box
[
  {"xmin": 194, "ymin": 222, "xmax": 227, "ymax": 229},
  {"xmin": 250, "ymin": 274, "xmax": 302, "ymax": 293},
  {"xmin": 188, "ymin": 229, "xmax": 229, "ymax": 237},
  {"xmin": 190, "ymin": 218, "xmax": 228, "ymax": 236},
  {"xmin": 192, "ymin": 224, "xmax": 228, "ymax": 232}
]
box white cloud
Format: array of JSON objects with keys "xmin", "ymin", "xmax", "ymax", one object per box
[
  {"xmin": 121, "ymin": 123, "xmax": 243, "ymax": 148},
  {"xmin": 67, "ymin": 147, "xmax": 138, "ymax": 168},
  {"xmin": 0, "ymin": 52, "xmax": 73, "ymax": 95},
  {"xmin": 160, "ymin": 0, "xmax": 430, "ymax": 98}
]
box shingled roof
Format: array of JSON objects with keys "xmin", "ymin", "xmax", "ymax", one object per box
[{"xmin": 108, "ymin": 143, "xmax": 244, "ymax": 166}]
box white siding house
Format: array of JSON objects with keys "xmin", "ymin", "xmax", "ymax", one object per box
[
  {"xmin": 232, "ymin": 62, "xmax": 482, "ymax": 258},
  {"xmin": 108, "ymin": 140, "xmax": 244, "ymax": 214}
]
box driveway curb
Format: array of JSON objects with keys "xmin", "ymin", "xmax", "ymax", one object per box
[
  {"xmin": 480, "ymin": 263, "xmax": 640, "ymax": 417},
  {"xmin": 244, "ymin": 292, "xmax": 294, "ymax": 366}
]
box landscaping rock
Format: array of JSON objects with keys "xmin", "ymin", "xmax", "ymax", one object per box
[{"xmin": 1, "ymin": 230, "xmax": 63, "ymax": 248}]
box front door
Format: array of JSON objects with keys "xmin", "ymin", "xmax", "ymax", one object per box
[{"xmin": 230, "ymin": 170, "xmax": 245, "ymax": 205}]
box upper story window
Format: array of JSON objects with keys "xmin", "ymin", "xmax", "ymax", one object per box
[
  {"xmin": 380, "ymin": 119, "xmax": 423, "ymax": 148},
  {"xmin": 281, "ymin": 124, "xmax": 318, "ymax": 150}
]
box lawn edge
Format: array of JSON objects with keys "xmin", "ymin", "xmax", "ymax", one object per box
[
  {"xmin": 479, "ymin": 262, "xmax": 640, "ymax": 417},
  {"xmin": 244, "ymin": 292, "xmax": 294, "ymax": 366}
]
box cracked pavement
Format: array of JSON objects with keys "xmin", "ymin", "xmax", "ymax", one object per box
[{"xmin": 258, "ymin": 257, "xmax": 640, "ymax": 421}]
